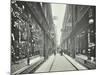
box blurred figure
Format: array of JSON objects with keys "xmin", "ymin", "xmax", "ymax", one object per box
[
  {"xmin": 27, "ymin": 57, "xmax": 30, "ymax": 65},
  {"xmin": 60, "ymin": 49, "xmax": 63, "ymax": 56},
  {"xmin": 54, "ymin": 50, "xmax": 56, "ymax": 56}
]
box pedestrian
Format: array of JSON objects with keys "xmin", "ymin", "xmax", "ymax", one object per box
[
  {"xmin": 60, "ymin": 49, "xmax": 63, "ymax": 56},
  {"xmin": 27, "ymin": 56, "xmax": 30, "ymax": 65},
  {"xmin": 54, "ymin": 50, "xmax": 56, "ymax": 55}
]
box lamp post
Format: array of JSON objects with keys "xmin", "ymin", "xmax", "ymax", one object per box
[
  {"xmin": 26, "ymin": 15, "xmax": 31, "ymax": 65},
  {"xmin": 50, "ymin": 31, "xmax": 55, "ymax": 55},
  {"xmin": 26, "ymin": 22, "xmax": 30, "ymax": 65},
  {"xmin": 88, "ymin": 7, "xmax": 95, "ymax": 60}
]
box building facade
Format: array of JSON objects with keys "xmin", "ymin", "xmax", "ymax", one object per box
[
  {"xmin": 11, "ymin": 1, "xmax": 56, "ymax": 63},
  {"xmin": 61, "ymin": 4, "xmax": 96, "ymax": 62}
]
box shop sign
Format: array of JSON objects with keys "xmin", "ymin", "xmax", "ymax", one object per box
[
  {"xmin": 89, "ymin": 43, "xmax": 95, "ymax": 47},
  {"xmin": 21, "ymin": 31, "xmax": 27, "ymax": 41}
]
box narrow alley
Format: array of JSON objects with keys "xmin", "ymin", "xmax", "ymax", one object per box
[{"xmin": 11, "ymin": 0, "xmax": 96, "ymax": 75}]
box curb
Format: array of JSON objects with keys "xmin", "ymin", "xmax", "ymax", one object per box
[
  {"xmin": 63, "ymin": 54, "xmax": 87, "ymax": 70},
  {"xmin": 12, "ymin": 57, "xmax": 44, "ymax": 75}
]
